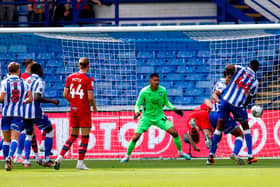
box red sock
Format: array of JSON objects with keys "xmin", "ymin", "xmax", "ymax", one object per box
[
  {"xmin": 78, "ymin": 135, "xmax": 89, "ymax": 160},
  {"xmin": 31, "ymin": 134, "xmax": 38, "ymax": 153},
  {"xmin": 60, "ymin": 134, "xmax": 78, "ymax": 156},
  {"xmin": 42, "ymin": 131, "xmax": 46, "ymax": 141}
]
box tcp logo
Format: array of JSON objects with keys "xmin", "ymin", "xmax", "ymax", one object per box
[{"xmin": 227, "ymin": 114, "xmax": 267, "ymax": 156}]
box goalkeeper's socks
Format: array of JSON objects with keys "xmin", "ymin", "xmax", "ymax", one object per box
[
  {"xmin": 173, "ymin": 136, "xmax": 182, "ymax": 151},
  {"xmin": 233, "ymin": 137, "xmax": 243, "ymax": 156},
  {"xmin": 3, "ymin": 141, "xmax": 10, "ymax": 160},
  {"xmin": 78, "ymin": 135, "xmax": 89, "ymax": 160},
  {"xmin": 127, "ymin": 140, "xmax": 136, "ymax": 156},
  {"xmin": 210, "ymin": 130, "xmax": 221, "ymax": 155},
  {"xmin": 244, "ymin": 129, "xmax": 253, "ymax": 158},
  {"xmin": 45, "ymin": 136, "xmax": 53, "ymax": 159},
  {"xmin": 24, "ymin": 135, "xmax": 32, "ymax": 161},
  {"xmin": 8, "ymin": 140, "xmax": 18, "ymax": 158},
  {"xmin": 31, "ymin": 134, "xmax": 38, "ymax": 153},
  {"xmin": 60, "ymin": 134, "xmax": 78, "ymax": 156},
  {"xmin": 17, "ymin": 132, "xmax": 26, "ymax": 155}
]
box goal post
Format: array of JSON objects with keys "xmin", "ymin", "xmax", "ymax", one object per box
[{"xmin": 0, "ymin": 24, "xmax": 280, "ymax": 159}]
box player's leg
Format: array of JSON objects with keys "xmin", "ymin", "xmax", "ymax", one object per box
[
  {"xmin": 23, "ymin": 119, "xmax": 34, "ymax": 167},
  {"xmin": 1, "ymin": 117, "xmax": 12, "ymax": 171},
  {"xmin": 229, "ymin": 126, "xmax": 244, "ymax": 165},
  {"xmin": 121, "ymin": 132, "xmax": 142, "ymax": 163},
  {"xmin": 39, "ymin": 130, "xmax": 46, "ymax": 152},
  {"xmin": 14, "ymin": 129, "xmax": 26, "ymax": 164},
  {"xmin": 31, "ymin": 127, "xmax": 40, "ymax": 161},
  {"xmin": 202, "ymin": 129, "xmax": 212, "ymax": 149},
  {"xmin": 76, "ymin": 127, "xmax": 91, "ymax": 170},
  {"xmin": 159, "ymin": 117, "xmax": 191, "ymax": 160},
  {"xmin": 8, "ymin": 118, "xmax": 23, "ymax": 160},
  {"xmin": 54, "ymin": 113, "xmax": 79, "ymax": 170},
  {"xmin": 120, "ymin": 117, "xmax": 149, "ymax": 163},
  {"xmin": 231, "ymin": 106, "xmax": 257, "ymax": 164}
]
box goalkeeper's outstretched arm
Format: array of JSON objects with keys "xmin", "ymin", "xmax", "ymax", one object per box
[{"xmin": 134, "ymin": 90, "xmax": 144, "ymax": 119}]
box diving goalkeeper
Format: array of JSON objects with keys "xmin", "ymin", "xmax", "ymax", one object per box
[{"xmin": 121, "ymin": 73, "xmax": 191, "ymax": 162}]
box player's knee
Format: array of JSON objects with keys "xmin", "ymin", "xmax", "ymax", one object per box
[
  {"xmin": 132, "ymin": 133, "xmax": 141, "ymax": 142},
  {"xmin": 168, "ymin": 128, "xmax": 178, "ymax": 137},
  {"xmin": 44, "ymin": 126, "xmax": 54, "ymax": 138}
]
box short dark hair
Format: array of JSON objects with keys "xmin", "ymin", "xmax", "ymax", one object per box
[
  {"xmin": 31, "ymin": 63, "xmax": 42, "ymax": 74},
  {"xmin": 249, "ymin": 59, "xmax": 259, "ymax": 72},
  {"xmin": 78, "ymin": 57, "xmax": 90, "ymax": 69},
  {"xmin": 150, "ymin": 73, "xmax": 159, "ymax": 79},
  {"xmin": 8, "ymin": 62, "xmax": 20, "ymax": 73},
  {"xmin": 22, "ymin": 59, "xmax": 34, "ymax": 67}
]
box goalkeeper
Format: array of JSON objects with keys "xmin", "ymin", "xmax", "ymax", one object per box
[{"xmin": 121, "ymin": 73, "xmax": 191, "ymax": 162}]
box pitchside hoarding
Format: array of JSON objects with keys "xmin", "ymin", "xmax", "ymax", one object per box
[{"xmin": 1, "ymin": 111, "xmax": 279, "ymax": 158}]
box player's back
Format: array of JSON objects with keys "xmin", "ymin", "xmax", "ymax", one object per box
[
  {"xmin": 66, "ymin": 72, "xmax": 93, "ymax": 113},
  {"xmin": 24, "ymin": 74, "xmax": 44, "ymax": 119},
  {"xmin": 222, "ymin": 65, "xmax": 258, "ymax": 107},
  {"xmin": 1, "ymin": 75, "xmax": 28, "ymax": 117}
]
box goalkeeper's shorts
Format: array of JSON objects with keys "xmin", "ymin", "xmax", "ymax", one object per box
[{"xmin": 135, "ymin": 116, "xmax": 173, "ymax": 134}]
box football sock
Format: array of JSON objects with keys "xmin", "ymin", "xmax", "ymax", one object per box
[
  {"xmin": 173, "ymin": 136, "xmax": 182, "ymax": 151},
  {"xmin": 78, "ymin": 135, "xmax": 89, "ymax": 160},
  {"xmin": 45, "ymin": 137, "xmax": 53, "ymax": 160},
  {"xmin": 244, "ymin": 129, "xmax": 253, "ymax": 158},
  {"xmin": 42, "ymin": 131, "xmax": 46, "ymax": 141},
  {"xmin": 233, "ymin": 137, "xmax": 243, "ymax": 156},
  {"xmin": 31, "ymin": 134, "xmax": 38, "ymax": 153},
  {"xmin": 9, "ymin": 139, "xmax": 18, "ymax": 158},
  {"xmin": 17, "ymin": 132, "xmax": 26, "ymax": 156},
  {"xmin": 209, "ymin": 129, "xmax": 221, "ymax": 155},
  {"xmin": 127, "ymin": 140, "xmax": 136, "ymax": 156},
  {"xmin": 3, "ymin": 141, "xmax": 10, "ymax": 160},
  {"xmin": 24, "ymin": 135, "xmax": 33, "ymax": 161},
  {"xmin": 60, "ymin": 134, "xmax": 78, "ymax": 156}
]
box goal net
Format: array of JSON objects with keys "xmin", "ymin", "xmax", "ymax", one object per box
[{"xmin": 0, "ymin": 25, "xmax": 279, "ymax": 159}]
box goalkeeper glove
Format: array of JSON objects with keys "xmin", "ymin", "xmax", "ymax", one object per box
[
  {"xmin": 174, "ymin": 109, "xmax": 183, "ymax": 117},
  {"xmin": 133, "ymin": 112, "xmax": 140, "ymax": 120}
]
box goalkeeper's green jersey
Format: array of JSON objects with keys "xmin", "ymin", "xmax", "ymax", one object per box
[{"xmin": 135, "ymin": 85, "xmax": 175, "ymax": 119}]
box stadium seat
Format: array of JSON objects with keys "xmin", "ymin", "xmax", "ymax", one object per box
[
  {"xmin": 0, "ymin": 45, "xmax": 8, "ymax": 53},
  {"xmin": 9, "ymin": 45, "xmax": 27, "ymax": 53},
  {"xmin": 44, "ymin": 90, "xmax": 57, "ymax": 98},
  {"xmin": 146, "ymin": 59, "xmax": 165, "ymax": 65},
  {"xmin": 168, "ymin": 88, "xmax": 183, "ymax": 96},
  {"xmin": 176, "ymin": 66, "xmax": 195, "ymax": 73},
  {"xmin": 177, "ymin": 51, "xmax": 196, "ymax": 58},
  {"xmin": 173, "ymin": 81, "xmax": 193, "ymax": 88},
  {"xmin": 197, "ymin": 50, "xmax": 210, "ymax": 57},
  {"xmin": 17, "ymin": 53, "xmax": 36, "ymax": 60},
  {"xmin": 194, "ymin": 96, "xmax": 205, "ymax": 104},
  {"xmin": 161, "ymin": 81, "xmax": 173, "ymax": 88},
  {"xmin": 196, "ymin": 81, "xmax": 212, "ymax": 88},
  {"xmin": 175, "ymin": 96, "xmax": 193, "ymax": 105},
  {"xmin": 156, "ymin": 66, "xmax": 176, "ymax": 73},
  {"xmin": 157, "ymin": 51, "xmax": 176, "ymax": 58},
  {"xmin": 137, "ymin": 51, "xmax": 155, "ymax": 58},
  {"xmin": 183, "ymin": 88, "xmax": 203, "ymax": 96},
  {"xmin": 162, "ymin": 74, "xmax": 184, "ymax": 81},
  {"xmin": 137, "ymin": 66, "xmax": 155, "ymax": 73},
  {"xmin": 37, "ymin": 52, "xmax": 55, "ymax": 60}
]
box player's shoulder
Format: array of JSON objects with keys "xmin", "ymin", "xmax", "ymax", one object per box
[
  {"xmin": 140, "ymin": 85, "xmax": 150, "ymax": 92},
  {"xmin": 158, "ymin": 85, "xmax": 166, "ymax": 91}
]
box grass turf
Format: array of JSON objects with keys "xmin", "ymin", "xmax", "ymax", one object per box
[{"xmin": 0, "ymin": 159, "xmax": 280, "ymax": 187}]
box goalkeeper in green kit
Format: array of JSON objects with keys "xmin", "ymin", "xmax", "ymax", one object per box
[{"xmin": 121, "ymin": 73, "xmax": 191, "ymax": 162}]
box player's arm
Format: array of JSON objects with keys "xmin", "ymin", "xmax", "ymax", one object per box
[
  {"xmin": 134, "ymin": 90, "xmax": 144, "ymax": 119},
  {"xmin": 63, "ymin": 87, "xmax": 71, "ymax": 102},
  {"xmin": 186, "ymin": 132, "xmax": 200, "ymax": 152},
  {"xmin": 0, "ymin": 81, "xmax": 6, "ymax": 102},
  {"xmin": 88, "ymin": 90, "xmax": 97, "ymax": 112},
  {"xmin": 35, "ymin": 93, "xmax": 59, "ymax": 105}
]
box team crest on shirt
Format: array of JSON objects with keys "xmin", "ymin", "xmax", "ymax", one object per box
[{"xmin": 159, "ymin": 92, "xmax": 162, "ymax": 96}]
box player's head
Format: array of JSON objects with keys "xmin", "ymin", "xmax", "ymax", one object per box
[
  {"xmin": 249, "ymin": 59, "xmax": 259, "ymax": 72},
  {"xmin": 22, "ymin": 59, "xmax": 36, "ymax": 72},
  {"xmin": 149, "ymin": 73, "xmax": 160, "ymax": 88},
  {"xmin": 31, "ymin": 63, "xmax": 43, "ymax": 77},
  {"xmin": 78, "ymin": 57, "xmax": 90, "ymax": 72},
  {"xmin": 8, "ymin": 62, "xmax": 20, "ymax": 76},
  {"xmin": 223, "ymin": 70, "xmax": 231, "ymax": 85}
]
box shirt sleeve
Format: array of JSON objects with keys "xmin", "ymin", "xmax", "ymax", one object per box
[
  {"xmin": 65, "ymin": 76, "xmax": 70, "ymax": 88},
  {"xmin": 87, "ymin": 77, "xmax": 94, "ymax": 91},
  {"xmin": 35, "ymin": 79, "xmax": 44, "ymax": 95},
  {"xmin": 0, "ymin": 80, "xmax": 6, "ymax": 93},
  {"xmin": 250, "ymin": 80, "xmax": 259, "ymax": 96},
  {"xmin": 164, "ymin": 89, "xmax": 175, "ymax": 110},
  {"xmin": 135, "ymin": 89, "xmax": 144, "ymax": 113},
  {"xmin": 214, "ymin": 80, "xmax": 226, "ymax": 93}
]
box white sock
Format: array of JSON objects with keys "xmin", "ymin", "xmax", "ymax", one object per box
[
  {"xmin": 44, "ymin": 156, "xmax": 50, "ymax": 162},
  {"xmin": 57, "ymin": 155, "xmax": 63, "ymax": 162},
  {"xmin": 34, "ymin": 152, "xmax": 40, "ymax": 159},
  {"xmin": 77, "ymin": 160, "xmax": 84, "ymax": 166}
]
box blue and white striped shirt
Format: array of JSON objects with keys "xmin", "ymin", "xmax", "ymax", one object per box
[
  {"xmin": 222, "ymin": 65, "xmax": 258, "ymax": 107},
  {"xmin": 0, "ymin": 75, "xmax": 29, "ymax": 117},
  {"xmin": 24, "ymin": 74, "xmax": 45, "ymax": 119},
  {"xmin": 212, "ymin": 78, "xmax": 226, "ymax": 112}
]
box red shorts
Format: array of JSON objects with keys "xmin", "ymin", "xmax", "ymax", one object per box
[
  {"xmin": 187, "ymin": 110, "xmax": 213, "ymax": 132},
  {"xmin": 69, "ymin": 111, "xmax": 91, "ymax": 128}
]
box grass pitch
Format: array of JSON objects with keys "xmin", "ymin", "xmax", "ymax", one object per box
[{"xmin": 0, "ymin": 159, "xmax": 280, "ymax": 187}]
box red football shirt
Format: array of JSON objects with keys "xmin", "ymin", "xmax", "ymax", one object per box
[
  {"xmin": 21, "ymin": 72, "xmax": 32, "ymax": 80},
  {"xmin": 186, "ymin": 110, "xmax": 213, "ymax": 133},
  {"xmin": 65, "ymin": 72, "xmax": 94, "ymax": 113}
]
